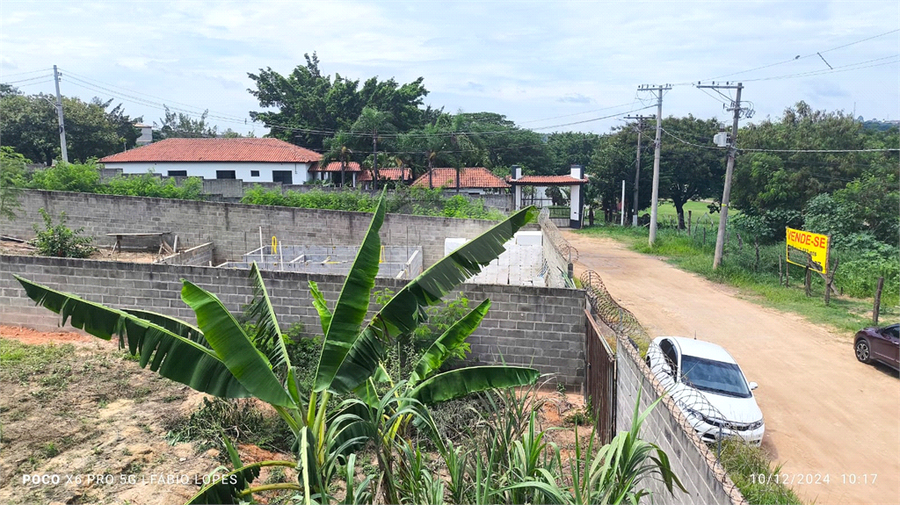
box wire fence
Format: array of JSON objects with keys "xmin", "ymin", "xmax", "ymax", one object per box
[
  {"xmin": 538, "ymin": 208, "xmax": 578, "ymax": 262},
  {"xmin": 580, "ymin": 270, "xmax": 649, "ymax": 351}
]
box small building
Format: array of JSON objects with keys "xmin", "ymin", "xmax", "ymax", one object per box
[
  {"xmin": 508, "ymin": 165, "xmax": 588, "ymax": 228},
  {"xmin": 308, "ymin": 161, "xmax": 363, "ymax": 187},
  {"xmin": 99, "ymin": 138, "xmax": 322, "ymax": 184},
  {"xmin": 359, "ymin": 167, "xmax": 414, "ymax": 189},
  {"xmin": 412, "ymin": 167, "xmax": 509, "ymax": 194},
  {"xmin": 134, "ymin": 123, "xmax": 153, "ymax": 146}
]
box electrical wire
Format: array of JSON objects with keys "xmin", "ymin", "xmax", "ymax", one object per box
[
  {"xmin": 0, "ymin": 68, "xmax": 52, "ymax": 78},
  {"xmin": 738, "ymin": 146, "xmax": 899, "ymax": 153},
  {"xmin": 680, "ymin": 28, "xmax": 900, "ymax": 84},
  {"xmin": 516, "ymin": 101, "xmax": 640, "ymax": 125},
  {"xmin": 661, "ymin": 128, "xmax": 726, "ymax": 150},
  {"xmin": 4, "ymin": 74, "xmax": 53, "ymax": 85}
]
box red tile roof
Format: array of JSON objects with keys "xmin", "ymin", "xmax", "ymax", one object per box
[
  {"xmin": 412, "ymin": 168, "xmax": 509, "ymax": 189},
  {"xmin": 310, "ymin": 161, "xmax": 363, "ymax": 172},
  {"xmin": 99, "ymin": 138, "xmax": 322, "ymax": 163},
  {"xmin": 359, "ymin": 167, "xmax": 412, "ymax": 181},
  {"xmin": 508, "ymin": 175, "xmax": 589, "ymax": 185}
]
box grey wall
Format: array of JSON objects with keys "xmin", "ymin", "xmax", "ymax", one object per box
[
  {"xmin": 4, "ymin": 190, "xmax": 508, "ymax": 267},
  {"xmin": 1, "ymin": 254, "xmax": 586, "ymax": 387},
  {"xmin": 615, "ymin": 335, "xmax": 747, "ymax": 505}
]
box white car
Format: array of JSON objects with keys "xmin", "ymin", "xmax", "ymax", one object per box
[{"xmin": 646, "ymin": 336, "xmax": 765, "ymax": 445}]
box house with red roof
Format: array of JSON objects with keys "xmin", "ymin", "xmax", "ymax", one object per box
[
  {"xmin": 99, "ymin": 138, "xmax": 322, "ymax": 185},
  {"xmin": 308, "ymin": 161, "xmax": 364, "ymax": 187},
  {"xmin": 412, "ymin": 167, "xmax": 509, "ymax": 194}
]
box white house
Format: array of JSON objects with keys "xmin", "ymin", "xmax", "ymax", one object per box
[{"xmin": 100, "ymin": 138, "xmax": 322, "ymax": 184}]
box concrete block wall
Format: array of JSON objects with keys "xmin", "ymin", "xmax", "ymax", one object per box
[
  {"xmin": 615, "ymin": 335, "xmax": 747, "ymax": 505},
  {"xmin": 1, "ymin": 254, "xmax": 586, "ymax": 387},
  {"xmin": 5, "ymin": 190, "xmax": 504, "ymax": 267}
]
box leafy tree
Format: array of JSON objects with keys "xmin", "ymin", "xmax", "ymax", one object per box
[
  {"xmin": 0, "ymin": 146, "xmax": 28, "ymax": 220},
  {"xmin": 320, "ymin": 131, "xmax": 355, "ymax": 187},
  {"xmin": 248, "ymin": 52, "xmax": 429, "ymax": 151},
  {"xmin": 0, "ymin": 92, "xmax": 140, "ymax": 165},
  {"xmin": 546, "ymin": 131, "xmax": 602, "ymax": 174},
  {"xmin": 657, "ymin": 115, "xmax": 725, "ymax": 228},
  {"xmin": 153, "ymin": 106, "xmax": 217, "ymax": 140},
  {"xmin": 351, "ymin": 107, "xmax": 396, "ymax": 188}
]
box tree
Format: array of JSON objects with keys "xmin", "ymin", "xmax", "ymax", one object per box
[
  {"xmin": 0, "ymin": 92, "xmax": 140, "ymax": 165},
  {"xmin": 153, "ymin": 106, "xmax": 217, "ymax": 140},
  {"xmin": 248, "ymin": 53, "xmax": 429, "ymax": 151},
  {"xmin": 546, "ymin": 131, "xmax": 602, "ymax": 174},
  {"xmin": 320, "ymin": 131, "xmax": 354, "ymax": 187},
  {"xmin": 15, "ymin": 197, "xmax": 539, "ymax": 503},
  {"xmin": 657, "ymin": 115, "xmax": 725, "ymax": 228},
  {"xmin": 351, "ymin": 107, "xmax": 396, "ymax": 189}
]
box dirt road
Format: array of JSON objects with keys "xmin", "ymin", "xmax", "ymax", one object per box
[{"xmin": 563, "ymin": 231, "xmax": 899, "ymax": 505}]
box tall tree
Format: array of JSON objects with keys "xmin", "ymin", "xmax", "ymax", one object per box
[
  {"xmin": 0, "ymin": 92, "xmax": 140, "ymax": 165},
  {"xmin": 321, "ymin": 131, "xmax": 355, "ymax": 187},
  {"xmin": 657, "ymin": 115, "xmax": 725, "ymax": 228},
  {"xmin": 248, "ymin": 52, "xmax": 429, "ymax": 151},
  {"xmin": 351, "ymin": 107, "xmax": 396, "ymax": 189},
  {"xmin": 153, "ymin": 106, "xmax": 217, "ymax": 140}
]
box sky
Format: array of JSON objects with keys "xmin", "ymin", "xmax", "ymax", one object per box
[{"xmin": 1, "ymin": 1, "xmax": 898, "ymax": 139}]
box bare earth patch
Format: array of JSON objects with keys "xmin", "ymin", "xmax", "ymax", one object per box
[{"xmin": 0, "ymin": 326, "xmax": 220, "ymax": 505}]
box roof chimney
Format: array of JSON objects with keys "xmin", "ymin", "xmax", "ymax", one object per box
[{"xmin": 570, "ymin": 164, "xmax": 583, "ymax": 179}]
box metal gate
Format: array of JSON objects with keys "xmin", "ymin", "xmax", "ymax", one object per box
[{"xmin": 585, "ymin": 309, "xmax": 616, "ymax": 443}]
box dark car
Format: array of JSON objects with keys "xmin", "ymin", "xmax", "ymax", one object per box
[{"xmin": 854, "ymin": 323, "xmax": 900, "ymax": 371}]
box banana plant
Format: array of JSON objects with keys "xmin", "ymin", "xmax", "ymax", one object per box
[{"xmin": 14, "ymin": 193, "xmax": 539, "ymax": 504}]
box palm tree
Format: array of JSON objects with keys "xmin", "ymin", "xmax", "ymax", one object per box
[
  {"xmin": 352, "ymin": 107, "xmax": 396, "ymax": 190},
  {"xmin": 321, "ymin": 131, "xmax": 353, "ymax": 187},
  {"xmin": 15, "ymin": 195, "xmax": 539, "ymax": 504}
]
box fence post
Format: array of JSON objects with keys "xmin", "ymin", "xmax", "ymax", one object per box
[
  {"xmin": 804, "ymin": 262, "xmax": 812, "ymax": 297},
  {"xmin": 873, "ymin": 277, "xmax": 884, "ymax": 325},
  {"xmin": 688, "ymin": 210, "xmax": 692, "ymax": 236}
]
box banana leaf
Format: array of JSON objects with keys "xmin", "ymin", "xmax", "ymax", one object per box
[
  {"xmin": 313, "ymin": 197, "xmax": 386, "ymax": 393},
  {"xmin": 244, "ymin": 263, "xmax": 292, "ymax": 378},
  {"xmin": 14, "ymin": 275, "xmax": 250, "ymax": 399},
  {"xmin": 409, "ymin": 299, "xmax": 491, "ymax": 385},
  {"xmin": 181, "ymin": 280, "xmax": 294, "ymax": 408},
  {"xmin": 308, "ymin": 280, "xmax": 332, "ymax": 336},
  {"xmin": 123, "ymin": 308, "xmax": 208, "ymax": 348},
  {"xmin": 376, "ymin": 206, "xmax": 537, "ymax": 337},
  {"xmin": 408, "ymin": 366, "xmax": 539, "ymax": 404}
]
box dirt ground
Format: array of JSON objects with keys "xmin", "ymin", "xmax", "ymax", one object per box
[
  {"xmin": 564, "ymin": 231, "xmax": 900, "ymax": 505},
  {"xmin": 0, "ymin": 326, "xmax": 221, "ymax": 505},
  {"xmin": 0, "ymin": 238, "xmax": 162, "ymax": 263},
  {"xmin": 0, "ymin": 325, "xmax": 589, "ymax": 505}
]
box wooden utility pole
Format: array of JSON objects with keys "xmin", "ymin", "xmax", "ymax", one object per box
[
  {"xmin": 624, "ymin": 115, "xmax": 653, "ymax": 226},
  {"xmin": 637, "ymin": 85, "xmax": 671, "ymax": 245},
  {"xmin": 53, "ymin": 65, "xmax": 68, "ymax": 164},
  {"xmin": 698, "ymin": 82, "xmax": 745, "ymax": 269}
]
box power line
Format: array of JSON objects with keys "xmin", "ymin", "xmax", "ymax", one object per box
[
  {"xmin": 682, "ymin": 28, "xmax": 900, "ymax": 84},
  {"xmin": 0, "ymin": 68, "xmax": 52, "ymax": 78},
  {"xmin": 4, "ymin": 74, "xmax": 53, "ymax": 85},
  {"xmin": 738, "ymin": 147, "xmax": 899, "ymax": 153},
  {"xmin": 661, "ymin": 128, "xmax": 726, "ymax": 150},
  {"xmin": 738, "ymin": 56, "xmax": 899, "ymax": 83},
  {"xmin": 516, "ymin": 101, "xmax": 642, "ymax": 125}
]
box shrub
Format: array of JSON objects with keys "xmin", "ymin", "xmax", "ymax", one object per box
[
  {"xmin": 28, "ymin": 161, "xmax": 101, "ymax": 193},
  {"xmin": 31, "ymin": 208, "xmax": 95, "ymax": 258},
  {"xmin": 102, "ymin": 172, "xmax": 204, "ymax": 200}
]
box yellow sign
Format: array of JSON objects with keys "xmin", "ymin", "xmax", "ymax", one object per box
[{"xmin": 785, "ymin": 227, "xmax": 830, "ymax": 274}]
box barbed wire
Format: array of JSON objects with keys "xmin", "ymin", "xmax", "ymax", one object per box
[{"xmin": 538, "ymin": 208, "xmax": 578, "ymax": 262}]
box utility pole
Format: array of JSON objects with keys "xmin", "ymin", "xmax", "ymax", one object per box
[
  {"xmin": 372, "ymin": 131, "xmax": 378, "ymax": 191},
  {"xmin": 624, "ymin": 115, "xmax": 653, "ymax": 226},
  {"xmin": 53, "ymin": 65, "xmax": 68, "ymax": 164},
  {"xmin": 637, "ymin": 85, "xmax": 671, "ymax": 245},
  {"xmin": 698, "ymin": 82, "xmax": 748, "ymax": 269}
]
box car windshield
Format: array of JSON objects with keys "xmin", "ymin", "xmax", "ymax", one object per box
[{"xmin": 680, "ymin": 355, "xmax": 751, "ymax": 398}]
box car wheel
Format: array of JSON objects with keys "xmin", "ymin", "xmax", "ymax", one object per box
[{"xmin": 855, "ymin": 338, "xmax": 872, "ymax": 364}]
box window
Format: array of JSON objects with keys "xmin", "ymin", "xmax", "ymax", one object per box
[
  {"xmin": 251, "ymin": 170, "xmax": 260, "ymax": 177},
  {"xmin": 167, "ymin": 170, "xmax": 187, "ymax": 177},
  {"xmin": 216, "ymin": 170, "xmax": 236, "ymax": 180},
  {"xmin": 272, "ymin": 170, "xmax": 293, "ymax": 185}
]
